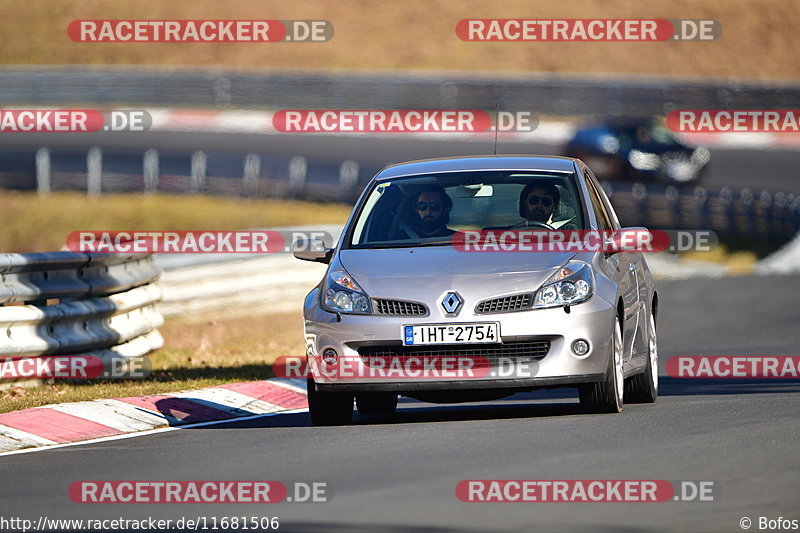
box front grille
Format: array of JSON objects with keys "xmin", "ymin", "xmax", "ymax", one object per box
[
  {"xmin": 475, "ymin": 293, "xmax": 533, "ymax": 314},
  {"xmin": 358, "ymin": 340, "xmax": 551, "ymax": 369},
  {"xmin": 373, "ymin": 298, "xmax": 428, "ymax": 316}
]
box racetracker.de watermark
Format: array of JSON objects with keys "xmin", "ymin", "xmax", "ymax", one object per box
[
  {"xmin": 70, "ymin": 481, "xmax": 329, "ymax": 503},
  {"xmin": 0, "ymin": 109, "xmax": 151, "ymax": 132},
  {"xmin": 68, "ymin": 20, "xmax": 333, "ymax": 42},
  {"xmin": 667, "ymin": 110, "xmax": 800, "ymax": 133},
  {"xmin": 456, "ymin": 19, "xmax": 720, "ymax": 41},
  {"xmin": 66, "ymin": 230, "xmax": 333, "ymax": 254},
  {"xmin": 275, "ymin": 355, "xmax": 496, "ymax": 380},
  {"xmin": 0, "ymin": 356, "xmax": 150, "ymax": 380},
  {"xmin": 667, "ymin": 356, "xmax": 800, "ymax": 379},
  {"xmin": 456, "ymin": 480, "xmax": 715, "ymax": 502},
  {"xmin": 452, "ymin": 229, "xmax": 718, "ymax": 253},
  {"xmin": 271, "ymin": 110, "xmax": 537, "ymax": 133}
]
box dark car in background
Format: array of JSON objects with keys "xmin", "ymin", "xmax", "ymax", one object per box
[{"xmin": 563, "ymin": 117, "xmax": 711, "ymax": 184}]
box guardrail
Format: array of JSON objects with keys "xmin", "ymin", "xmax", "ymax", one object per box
[
  {"xmin": 2, "ymin": 68, "xmax": 800, "ymax": 115},
  {"xmin": 156, "ymin": 255, "xmax": 325, "ymax": 318},
  {"xmin": 0, "ymin": 252, "xmax": 164, "ymax": 380},
  {"xmin": 601, "ymin": 182, "xmax": 800, "ymax": 241},
  {"xmin": 14, "ymin": 146, "xmax": 371, "ymax": 204}
]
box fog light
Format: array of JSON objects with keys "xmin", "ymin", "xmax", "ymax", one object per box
[
  {"xmin": 571, "ymin": 339, "xmax": 590, "ymax": 356},
  {"xmin": 322, "ymin": 348, "xmax": 338, "ymax": 365}
]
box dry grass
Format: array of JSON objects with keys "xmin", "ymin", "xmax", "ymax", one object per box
[
  {"xmin": 0, "ymin": 0, "xmax": 797, "ymax": 79},
  {"xmin": 0, "ymin": 191, "xmax": 349, "ymax": 252},
  {"xmin": 680, "ymin": 244, "xmax": 758, "ymax": 274},
  {"xmin": 0, "ymin": 311, "xmax": 306, "ymax": 413}
]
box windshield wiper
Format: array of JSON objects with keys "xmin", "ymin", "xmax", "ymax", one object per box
[
  {"xmin": 353, "ymin": 240, "xmax": 453, "ymax": 249},
  {"xmin": 411, "ymin": 240, "xmax": 452, "ymax": 247}
]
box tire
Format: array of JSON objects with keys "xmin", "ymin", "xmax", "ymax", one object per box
[
  {"xmin": 579, "ymin": 315, "xmax": 624, "ymax": 413},
  {"xmin": 356, "ymin": 392, "xmax": 398, "ymax": 416},
  {"xmin": 307, "ymin": 378, "xmax": 354, "ymax": 426},
  {"xmin": 625, "ymin": 311, "xmax": 658, "ymax": 404}
]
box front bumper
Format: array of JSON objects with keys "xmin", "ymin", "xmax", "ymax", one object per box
[
  {"xmin": 304, "ymin": 288, "xmax": 617, "ymax": 392},
  {"xmin": 314, "ymin": 374, "xmax": 606, "ymax": 392}
]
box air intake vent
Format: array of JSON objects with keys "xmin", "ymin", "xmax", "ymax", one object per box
[
  {"xmin": 373, "ymin": 298, "xmax": 428, "ymax": 316},
  {"xmin": 358, "ymin": 341, "xmax": 551, "ymax": 368},
  {"xmin": 475, "ymin": 293, "xmax": 533, "ymax": 314}
]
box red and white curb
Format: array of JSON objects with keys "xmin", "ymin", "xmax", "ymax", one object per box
[{"xmin": 0, "ymin": 378, "xmax": 307, "ymax": 454}]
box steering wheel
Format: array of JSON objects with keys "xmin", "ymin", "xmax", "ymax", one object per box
[{"xmin": 509, "ymin": 220, "xmax": 553, "ymax": 230}]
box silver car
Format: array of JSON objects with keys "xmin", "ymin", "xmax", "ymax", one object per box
[{"xmin": 295, "ymin": 156, "xmax": 658, "ymax": 425}]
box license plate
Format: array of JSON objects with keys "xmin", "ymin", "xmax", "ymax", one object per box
[{"xmin": 403, "ymin": 323, "xmax": 500, "ymax": 346}]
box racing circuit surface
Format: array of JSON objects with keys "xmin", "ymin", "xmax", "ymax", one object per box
[{"xmin": 2, "ymin": 273, "xmax": 798, "ymax": 532}]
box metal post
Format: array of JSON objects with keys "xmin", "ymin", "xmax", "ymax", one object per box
[
  {"xmin": 339, "ymin": 159, "xmax": 359, "ymax": 189},
  {"xmin": 87, "ymin": 146, "xmax": 102, "ymax": 196},
  {"xmin": 289, "ymin": 156, "xmax": 307, "ymax": 196},
  {"xmin": 35, "ymin": 147, "xmax": 50, "ymax": 195},
  {"xmin": 190, "ymin": 151, "xmax": 207, "ymax": 193},
  {"xmin": 143, "ymin": 149, "xmax": 159, "ymax": 193},
  {"xmin": 243, "ymin": 153, "xmax": 261, "ymax": 196}
]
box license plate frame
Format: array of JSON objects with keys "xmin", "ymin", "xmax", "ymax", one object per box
[{"xmin": 402, "ymin": 323, "xmax": 500, "ymax": 346}]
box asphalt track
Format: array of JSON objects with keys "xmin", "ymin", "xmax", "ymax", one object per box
[
  {"xmin": 1, "ymin": 273, "xmax": 799, "ymax": 532},
  {"xmin": 2, "ymin": 131, "xmax": 800, "ymax": 193}
]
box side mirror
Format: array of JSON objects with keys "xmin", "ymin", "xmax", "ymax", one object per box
[
  {"xmin": 604, "ymin": 227, "xmax": 651, "ymax": 255},
  {"xmin": 293, "ymin": 238, "xmax": 334, "ymax": 264}
]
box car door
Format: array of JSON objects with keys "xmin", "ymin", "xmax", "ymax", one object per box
[
  {"xmin": 591, "ymin": 174, "xmax": 649, "ymax": 357},
  {"xmin": 584, "ymin": 171, "xmax": 639, "ymax": 362}
]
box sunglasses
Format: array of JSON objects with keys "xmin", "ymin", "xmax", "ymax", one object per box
[
  {"xmin": 527, "ymin": 195, "xmax": 554, "ymax": 208},
  {"xmin": 415, "ymin": 201, "xmax": 443, "ymax": 212}
]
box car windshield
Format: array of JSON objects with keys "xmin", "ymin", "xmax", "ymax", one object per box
[
  {"xmin": 616, "ymin": 123, "xmax": 679, "ymax": 148},
  {"xmin": 348, "ymin": 171, "xmax": 586, "ymax": 249}
]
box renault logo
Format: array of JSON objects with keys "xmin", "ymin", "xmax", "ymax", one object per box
[{"xmin": 441, "ymin": 291, "xmax": 463, "ymax": 315}]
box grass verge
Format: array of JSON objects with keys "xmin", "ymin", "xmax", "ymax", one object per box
[
  {"xmin": 0, "ymin": 191, "xmax": 349, "ymax": 252},
  {"xmin": 680, "ymin": 247, "xmax": 758, "ymax": 274}
]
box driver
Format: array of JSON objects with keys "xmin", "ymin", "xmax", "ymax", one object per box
[
  {"xmin": 518, "ymin": 181, "xmax": 559, "ymax": 226},
  {"xmin": 406, "ymin": 185, "xmax": 455, "ymax": 238}
]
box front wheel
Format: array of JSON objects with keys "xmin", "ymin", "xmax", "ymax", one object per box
[
  {"xmin": 625, "ymin": 311, "xmax": 658, "ymax": 403},
  {"xmin": 579, "ymin": 315, "xmax": 624, "ymax": 413},
  {"xmin": 307, "ymin": 378, "xmax": 354, "ymax": 426}
]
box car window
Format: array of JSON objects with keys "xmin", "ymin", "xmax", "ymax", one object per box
[
  {"xmin": 616, "ymin": 123, "xmax": 678, "ymax": 149},
  {"xmin": 586, "ymin": 169, "xmax": 620, "ymax": 230},
  {"xmin": 584, "ymin": 170, "xmax": 614, "ymax": 232},
  {"xmin": 348, "ymin": 171, "xmax": 586, "ymax": 248}
]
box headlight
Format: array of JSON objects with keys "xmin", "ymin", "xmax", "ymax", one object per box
[
  {"xmin": 628, "ymin": 149, "xmax": 661, "ymax": 171},
  {"xmin": 599, "ymin": 134, "xmax": 620, "ymax": 154},
  {"xmin": 691, "ymin": 146, "xmax": 711, "ymax": 166},
  {"xmin": 533, "ymin": 260, "xmax": 594, "ymax": 308},
  {"xmin": 666, "ymin": 161, "xmax": 696, "ymax": 182},
  {"xmin": 322, "ymin": 268, "xmax": 372, "ymax": 314}
]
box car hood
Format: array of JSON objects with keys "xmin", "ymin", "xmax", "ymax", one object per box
[{"xmin": 338, "ymin": 247, "xmax": 574, "ymax": 302}]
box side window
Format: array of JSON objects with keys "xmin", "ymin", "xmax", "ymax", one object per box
[
  {"xmin": 584, "ymin": 171, "xmax": 613, "ymax": 231},
  {"xmin": 587, "ymin": 170, "xmax": 621, "ymax": 230}
]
